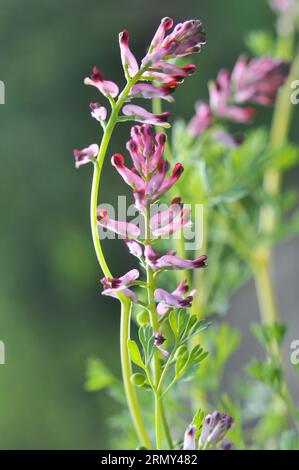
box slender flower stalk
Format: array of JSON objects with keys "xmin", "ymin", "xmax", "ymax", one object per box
[{"xmin": 74, "ymin": 17, "xmax": 207, "ymax": 449}]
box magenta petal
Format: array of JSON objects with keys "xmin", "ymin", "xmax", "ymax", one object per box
[
  {"xmin": 97, "ymin": 209, "xmax": 140, "ymax": 239},
  {"xmin": 73, "ymin": 143, "xmax": 99, "ymax": 168},
  {"xmin": 111, "ymin": 153, "xmax": 145, "ymax": 190},
  {"xmin": 130, "ymin": 83, "xmax": 174, "ymax": 102},
  {"xmin": 122, "ymin": 104, "xmax": 171, "ymax": 127},
  {"xmin": 90, "ymin": 102, "xmax": 107, "ymax": 122},
  {"xmin": 84, "ymin": 67, "xmax": 119, "ymax": 98},
  {"xmin": 119, "ymin": 30, "xmax": 139, "ymax": 77}
]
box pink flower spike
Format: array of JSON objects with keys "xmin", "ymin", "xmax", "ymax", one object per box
[
  {"xmin": 111, "ymin": 153, "xmax": 145, "ymax": 191},
  {"xmin": 119, "ymin": 29, "xmax": 139, "ymax": 78},
  {"xmin": 129, "ymin": 83, "xmax": 175, "ymax": 102},
  {"xmin": 84, "ymin": 66, "xmax": 119, "ymax": 98},
  {"xmin": 188, "ymin": 101, "xmax": 213, "ymax": 137},
  {"xmin": 122, "ymin": 104, "xmax": 171, "ymax": 127},
  {"xmin": 89, "ymin": 102, "xmax": 107, "ymax": 122},
  {"xmin": 101, "ymin": 269, "xmax": 139, "ymax": 301},
  {"xmin": 73, "ymin": 144, "xmax": 99, "ymax": 168},
  {"xmin": 97, "ymin": 208, "xmax": 141, "ymax": 239},
  {"xmin": 154, "ymin": 279, "xmax": 194, "ymax": 315}
]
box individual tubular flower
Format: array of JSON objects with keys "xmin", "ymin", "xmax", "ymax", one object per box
[
  {"xmin": 153, "ymin": 332, "xmax": 169, "ymax": 357},
  {"xmin": 209, "ymin": 69, "xmax": 256, "ymax": 123},
  {"xmin": 89, "ymin": 102, "xmax": 107, "ymax": 122},
  {"xmin": 73, "ymin": 144, "xmax": 99, "ymax": 168},
  {"xmin": 129, "ymin": 83, "xmax": 175, "ymax": 102},
  {"xmin": 183, "ymin": 424, "xmax": 196, "ymax": 450},
  {"xmin": 119, "ymin": 29, "xmax": 139, "ymax": 78},
  {"xmin": 101, "ymin": 269, "xmax": 139, "ymax": 301},
  {"xmin": 111, "ymin": 154, "xmax": 145, "ymax": 191},
  {"xmin": 122, "ymin": 104, "xmax": 171, "ymax": 127},
  {"xmin": 198, "ymin": 411, "xmax": 234, "ymax": 449},
  {"xmin": 150, "ymin": 199, "xmax": 192, "ymax": 238},
  {"xmin": 154, "ymin": 279, "xmax": 195, "ymax": 315},
  {"xmin": 144, "ymin": 245, "xmax": 207, "ymax": 271},
  {"xmin": 97, "ymin": 208, "xmax": 140, "ymax": 239},
  {"xmin": 188, "ymin": 101, "xmax": 213, "ymax": 136},
  {"xmin": 84, "ymin": 66, "xmax": 119, "ymax": 98},
  {"xmin": 146, "ymin": 162, "xmax": 184, "ymax": 201},
  {"xmin": 124, "ymin": 239, "xmax": 143, "ymax": 259}
]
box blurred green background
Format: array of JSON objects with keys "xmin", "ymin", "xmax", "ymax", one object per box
[{"xmin": 0, "ymin": 0, "xmax": 297, "ymax": 449}]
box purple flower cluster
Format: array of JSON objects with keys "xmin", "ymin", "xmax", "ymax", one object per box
[
  {"xmin": 99, "ymin": 125, "xmax": 207, "ymax": 309},
  {"xmin": 73, "ymin": 17, "xmax": 207, "ymax": 167},
  {"xmin": 82, "ymin": 18, "xmax": 206, "ymax": 129},
  {"xmin": 188, "ymin": 55, "xmax": 289, "ymax": 138},
  {"xmin": 183, "ymin": 411, "xmax": 234, "ymax": 450}
]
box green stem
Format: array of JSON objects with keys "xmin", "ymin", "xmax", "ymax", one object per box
[
  {"xmin": 255, "ymin": 47, "xmax": 299, "ymax": 323},
  {"xmin": 192, "ymin": 199, "xmax": 208, "ymax": 319},
  {"xmin": 253, "ymin": 46, "xmax": 299, "ymax": 431},
  {"xmin": 89, "ymin": 68, "xmax": 152, "ymax": 449},
  {"xmin": 154, "ymin": 393, "xmax": 162, "ymax": 450},
  {"xmin": 120, "ymin": 299, "xmax": 153, "ymax": 448},
  {"xmin": 144, "ymin": 199, "xmax": 172, "ymax": 449}
]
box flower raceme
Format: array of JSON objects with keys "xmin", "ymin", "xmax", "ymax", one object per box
[
  {"xmin": 78, "ymin": 17, "xmax": 206, "ymax": 136},
  {"xmin": 97, "ymin": 124, "xmax": 207, "ymax": 304},
  {"xmin": 188, "ymin": 55, "xmax": 289, "ymax": 137}
]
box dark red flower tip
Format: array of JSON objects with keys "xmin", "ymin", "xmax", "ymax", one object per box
[
  {"xmin": 171, "ymin": 197, "xmax": 182, "ymax": 205},
  {"xmin": 162, "ymin": 84, "xmax": 176, "ymax": 95},
  {"xmin": 165, "ymin": 79, "xmax": 181, "ymax": 89},
  {"xmin": 157, "ymin": 160, "xmax": 170, "ymax": 173},
  {"xmin": 156, "ymin": 132, "xmax": 167, "ymax": 145},
  {"xmin": 127, "ymin": 140, "xmax": 137, "ymax": 152},
  {"xmin": 91, "ymin": 66, "xmax": 104, "ymax": 82},
  {"xmin": 183, "ymin": 64, "xmax": 196, "ymax": 75},
  {"xmin": 172, "ymin": 163, "xmax": 184, "ymax": 177},
  {"xmin": 120, "ymin": 29, "xmax": 129, "ymax": 44},
  {"xmin": 73, "ymin": 148, "xmax": 79, "ymax": 157},
  {"xmin": 157, "ymin": 112, "xmax": 171, "ymax": 123},
  {"xmin": 112, "ymin": 153, "xmax": 125, "ymax": 168},
  {"xmin": 131, "ymin": 166, "xmax": 137, "ymax": 174},
  {"xmin": 154, "ymin": 332, "xmax": 166, "ymax": 346},
  {"xmin": 162, "ymin": 17, "xmax": 174, "ymax": 30},
  {"xmin": 245, "ymin": 107, "xmax": 256, "ymax": 121},
  {"xmin": 97, "ymin": 208, "xmax": 108, "ymax": 221},
  {"xmin": 193, "ymin": 255, "xmax": 208, "ymax": 268}
]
